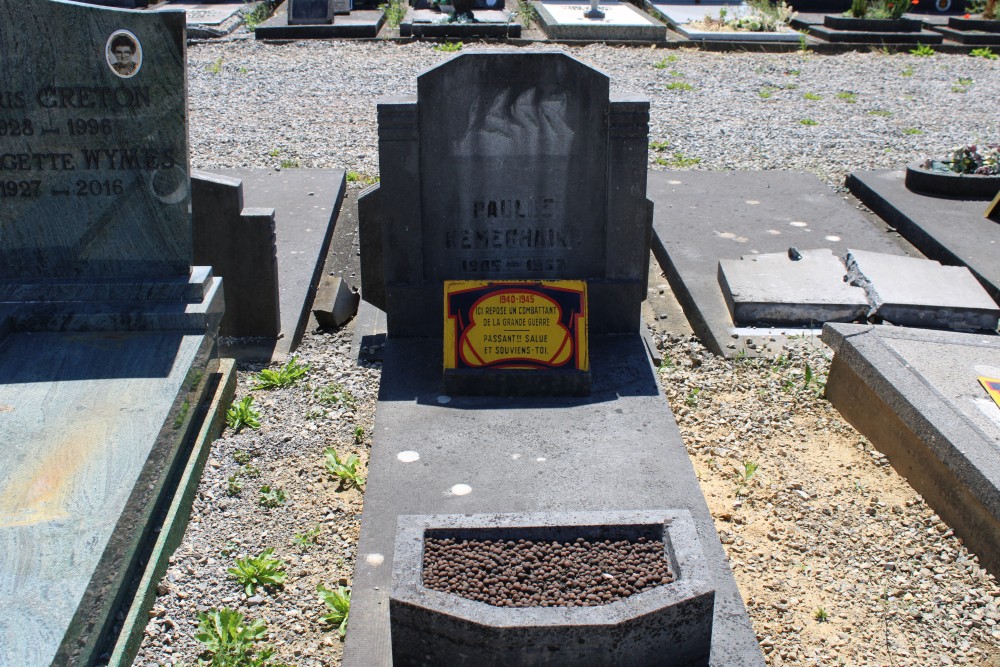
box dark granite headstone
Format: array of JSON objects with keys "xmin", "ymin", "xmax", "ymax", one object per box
[
  {"xmin": 288, "ymin": 0, "xmax": 334, "ymax": 24},
  {"xmin": 360, "ymin": 51, "xmax": 651, "ymax": 338},
  {"xmin": 0, "ymin": 1, "xmax": 189, "ymax": 280},
  {"xmin": 0, "ymin": 1, "xmax": 223, "ymax": 665}
]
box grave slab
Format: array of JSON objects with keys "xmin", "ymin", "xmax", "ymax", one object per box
[
  {"xmin": 823, "ymin": 323, "xmax": 1000, "ymax": 576},
  {"xmin": 644, "ymin": 2, "xmax": 801, "ymax": 41},
  {"xmin": 533, "ymin": 1, "xmax": 667, "ymax": 41},
  {"xmin": 0, "ymin": 331, "xmax": 216, "ymax": 666},
  {"xmin": 845, "ymin": 249, "xmax": 1000, "ymax": 331},
  {"xmin": 151, "ymin": 0, "xmax": 245, "ymax": 38},
  {"xmin": 342, "ymin": 335, "xmax": 764, "ymax": 666},
  {"xmin": 719, "ymin": 248, "xmax": 869, "ymax": 325},
  {"xmin": 202, "ymin": 169, "xmax": 345, "ymax": 359},
  {"xmin": 255, "ymin": 2, "xmax": 386, "ymax": 38},
  {"xmin": 399, "ymin": 8, "xmax": 522, "ymax": 37},
  {"xmin": 648, "ymin": 170, "xmax": 918, "ymax": 357},
  {"xmin": 847, "ymin": 169, "xmax": 1000, "ymax": 305}
]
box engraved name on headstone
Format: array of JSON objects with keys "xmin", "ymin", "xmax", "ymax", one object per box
[
  {"xmin": 0, "ymin": 0, "xmax": 190, "ymax": 280},
  {"xmin": 360, "ymin": 51, "xmax": 651, "ymax": 338}
]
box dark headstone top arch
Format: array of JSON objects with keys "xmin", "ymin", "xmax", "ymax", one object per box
[{"xmin": 360, "ymin": 51, "xmax": 652, "ymax": 337}]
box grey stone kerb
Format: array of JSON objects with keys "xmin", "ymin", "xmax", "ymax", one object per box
[
  {"xmin": 359, "ymin": 51, "xmax": 652, "ymax": 337},
  {"xmin": 390, "ymin": 510, "xmax": 714, "ymax": 666}
]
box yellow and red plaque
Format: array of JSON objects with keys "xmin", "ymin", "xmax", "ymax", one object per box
[
  {"xmin": 444, "ymin": 280, "xmax": 588, "ymax": 372},
  {"xmin": 980, "ymin": 376, "xmax": 1000, "ymax": 410}
]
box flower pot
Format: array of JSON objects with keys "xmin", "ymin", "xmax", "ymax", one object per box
[
  {"xmin": 905, "ymin": 161, "xmax": 1000, "ymax": 199},
  {"xmin": 823, "ymin": 14, "xmax": 923, "ymax": 31}
]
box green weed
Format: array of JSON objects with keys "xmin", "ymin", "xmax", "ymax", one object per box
[
  {"xmin": 649, "ymin": 140, "xmax": 671, "ymax": 152},
  {"xmin": 734, "ymin": 460, "xmax": 759, "ymax": 497},
  {"xmin": 836, "ymin": 91, "xmax": 857, "ymax": 103},
  {"xmin": 867, "ymin": 109, "xmax": 892, "ymax": 117},
  {"xmin": 226, "ymin": 474, "xmax": 243, "ymax": 497},
  {"xmin": 815, "ymin": 607, "xmax": 830, "ymax": 622},
  {"xmin": 909, "ymin": 44, "xmax": 935, "ymax": 57},
  {"xmin": 207, "ymin": 56, "xmax": 223, "ymax": 75},
  {"xmin": 258, "ymin": 485, "xmax": 287, "ymax": 508},
  {"xmin": 254, "ymin": 356, "xmax": 309, "ymax": 390},
  {"xmin": 346, "ymin": 170, "xmax": 378, "ymax": 185},
  {"xmin": 233, "ymin": 450, "xmax": 254, "ymax": 465},
  {"xmin": 902, "ymin": 127, "xmax": 923, "ymax": 135},
  {"xmin": 803, "ymin": 92, "xmax": 822, "ymax": 100},
  {"xmin": 279, "ymin": 158, "xmax": 300, "ymax": 169},
  {"xmin": 758, "ymin": 87, "xmax": 775, "ymax": 100},
  {"xmin": 314, "ymin": 382, "xmax": 357, "ymax": 408},
  {"xmin": 293, "ymin": 525, "xmax": 322, "ymax": 550},
  {"xmin": 317, "ymin": 584, "xmax": 352, "ymax": 638},
  {"xmin": 655, "ymin": 152, "xmax": 701, "ymax": 168},
  {"xmin": 434, "ymin": 41, "xmax": 463, "ymax": 52},
  {"xmin": 653, "ymin": 54, "xmax": 679, "ymax": 68},
  {"xmin": 901, "ymin": 65, "xmax": 914, "ymax": 76},
  {"xmin": 380, "ymin": 0, "xmax": 406, "ymax": 27},
  {"xmin": 970, "ymin": 47, "xmax": 998, "ymax": 59},
  {"xmin": 267, "ymin": 148, "xmax": 280, "ymax": 157},
  {"xmin": 242, "ymin": 463, "xmax": 262, "ymax": 478},
  {"xmin": 242, "ymin": 1, "xmax": 276, "ymax": 31},
  {"xmin": 193, "ymin": 608, "xmax": 279, "ymax": 666},
  {"xmin": 515, "ymin": 0, "xmax": 540, "ymax": 27},
  {"xmin": 353, "ymin": 425, "xmax": 365, "ymax": 445},
  {"xmin": 228, "ymin": 548, "xmax": 287, "ymax": 596},
  {"xmin": 800, "ymin": 118, "xmax": 818, "ymax": 126},
  {"xmin": 324, "ymin": 448, "xmax": 365, "ymax": 488},
  {"xmin": 685, "ymin": 387, "xmax": 702, "ymax": 407},
  {"xmin": 665, "ymin": 81, "xmax": 694, "ymax": 91},
  {"xmin": 226, "ymin": 396, "xmax": 261, "ymax": 433}
]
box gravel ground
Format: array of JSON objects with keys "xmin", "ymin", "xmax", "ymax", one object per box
[{"xmin": 132, "ymin": 38, "xmax": 1000, "ymax": 667}]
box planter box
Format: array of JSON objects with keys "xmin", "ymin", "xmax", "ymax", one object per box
[
  {"xmin": 905, "ymin": 161, "xmax": 1000, "ymax": 200},
  {"xmin": 948, "ymin": 15, "xmax": 1000, "ymax": 31},
  {"xmin": 390, "ymin": 510, "xmax": 715, "ymax": 667},
  {"xmin": 823, "ymin": 14, "xmax": 922, "ymax": 31}
]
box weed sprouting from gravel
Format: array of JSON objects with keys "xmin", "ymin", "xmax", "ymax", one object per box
[
  {"xmin": 226, "ymin": 396, "xmax": 261, "ymax": 433},
  {"xmin": 193, "ymin": 607, "xmax": 285, "ymax": 666},
  {"xmin": 324, "ymin": 448, "xmax": 365, "ymax": 488},
  {"xmin": 317, "ymin": 584, "xmax": 352, "ymax": 638},
  {"xmin": 228, "ymin": 548, "xmax": 287, "ymax": 596},
  {"xmin": 293, "ymin": 525, "xmax": 322, "ymax": 550},
  {"xmin": 314, "ymin": 382, "xmax": 357, "ymax": 409},
  {"xmin": 253, "ymin": 356, "xmax": 309, "ymax": 390},
  {"xmin": 258, "ymin": 485, "xmax": 287, "ymax": 508}
]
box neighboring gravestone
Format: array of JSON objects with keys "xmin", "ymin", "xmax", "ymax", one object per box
[
  {"xmin": 288, "ymin": 0, "xmax": 334, "ymax": 24},
  {"xmin": 0, "ymin": 1, "xmax": 223, "ymax": 665},
  {"xmin": 191, "ymin": 171, "xmax": 280, "ymax": 338},
  {"xmin": 360, "ymin": 51, "xmax": 651, "ymax": 339}
]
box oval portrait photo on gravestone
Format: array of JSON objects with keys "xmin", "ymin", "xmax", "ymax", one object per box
[{"xmin": 106, "ymin": 29, "xmax": 142, "ymax": 79}]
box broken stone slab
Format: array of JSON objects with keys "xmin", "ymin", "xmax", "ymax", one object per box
[
  {"xmin": 312, "ymin": 275, "xmax": 360, "ymax": 329},
  {"xmin": 823, "ymin": 323, "xmax": 1000, "ymax": 577},
  {"xmin": 718, "ymin": 248, "xmax": 869, "ymax": 326},
  {"xmin": 845, "ymin": 249, "xmax": 1000, "ymax": 332}
]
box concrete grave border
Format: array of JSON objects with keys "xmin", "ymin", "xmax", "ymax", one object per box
[
  {"xmin": 823, "ymin": 323, "xmax": 1000, "ymax": 577},
  {"xmin": 390, "ymin": 510, "xmax": 714, "ymax": 666}
]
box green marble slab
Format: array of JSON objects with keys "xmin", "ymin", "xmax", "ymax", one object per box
[{"xmin": 0, "ymin": 331, "xmax": 208, "ymax": 667}]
